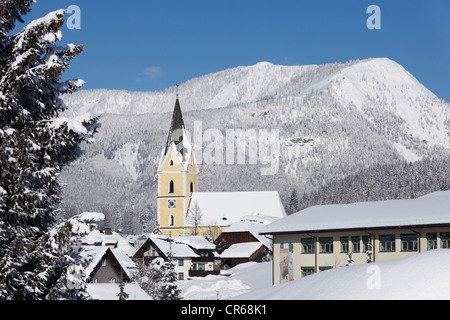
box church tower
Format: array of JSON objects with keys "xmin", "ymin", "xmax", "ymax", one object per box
[{"xmin": 157, "ymin": 95, "xmax": 199, "ymax": 236}]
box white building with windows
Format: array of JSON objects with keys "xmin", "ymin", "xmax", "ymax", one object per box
[{"xmin": 260, "ymin": 191, "xmax": 450, "ymax": 285}]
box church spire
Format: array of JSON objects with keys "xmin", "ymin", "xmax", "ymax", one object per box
[{"xmin": 164, "ymin": 86, "xmax": 188, "ymax": 158}]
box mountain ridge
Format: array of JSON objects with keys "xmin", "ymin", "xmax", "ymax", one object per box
[{"xmin": 59, "ymin": 58, "xmax": 450, "ymax": 233}]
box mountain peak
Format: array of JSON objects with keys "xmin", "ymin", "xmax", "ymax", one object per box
[{"xmin": 253, "ymin": 61, "xmax": 274, "ymax": 68}]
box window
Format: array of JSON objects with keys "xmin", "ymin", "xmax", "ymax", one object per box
[
  {"xmin": 441, "ymin": 233, "xmax": 450, "ymax": 249},
  {"xmin": 169, "ymin": 180, "xmax": 175, "ymax": 194},
  {"xmin": 319, "ymin": 237, "xmax": 333, "ymax": 254},
  {"xmin": 178, "ymin": 273, "xmax": 184, "ymax": 281},
  {"xmin": 379, "ymin": 235, "xmax": 396, "ymax": 252},
  {"xmin": 319, "ymin": 266, "xmax": 333, "ymax": 272},
  {"xmin": 401, "ymin": 234, "xmax": 418, "ymax": 252},
  {"xmin": 194, "ymin": 264, "xmax": 205, "ymax": 271},
  {"xmin": 427, "ymin": 233, "xmax": 437, "ymax": 250},
  {"xmin": 301, "ymin": 267, "xmax": 315, "ymax": 277},
  {"xmin": 340, "ymin": 237, "xmax": 349, "ymax": 253},
  {"xmin": 169, "ymin": 215, "xmax": 175, "ymax": 227},
  {"xmin": 351, "ymin": 236, "xmax": 361, "ymax": 253},
  {"xmin": 301, "ymin": 238, "xmax": 315, "ymax": 254},
  {"xmin": 169, "ymin": 160, "xmax": 174, "ymax": 167},
  {"xmin": 190, "ymin": 181, "xmax": 194, "ymax": 193},
  {"xmin": 178, "ymin": 259, "xmax": 184, "ymax": 266}
]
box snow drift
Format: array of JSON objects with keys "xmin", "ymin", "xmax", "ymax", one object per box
[{"xmin": 235, "ymin": 250, "xmax": 450, "ymax": 300}]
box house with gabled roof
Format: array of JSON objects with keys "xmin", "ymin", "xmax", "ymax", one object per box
[
  {"xmin": 80, "ymin": 246, "xmax": 137, "ymax": 284},
  {"xmin": 132, "ymin": 234, "xmax": 220, "ymax": 280}
]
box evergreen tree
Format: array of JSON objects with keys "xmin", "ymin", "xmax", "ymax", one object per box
[
  {"xmin": 288, "ymin": 188, "xmax": 299, "ymax": 214},
  {"xmin": 158, "ymin": 240, "xmax": 181, "ymax": 300},
  {"xmin": 117, "ymin": 280, "xmax": 129, "ymax": 301},
  {"xmin": 134, "ymin": 257, "xmax": 163, "ymax": 300},
  {"xmin": 0, "ymin": 2, "xmax": 99, "ymax": 300}
]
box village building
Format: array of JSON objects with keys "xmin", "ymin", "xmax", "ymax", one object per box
[
  {"xmin": 260, "ymin": 191, "xmax": 450, "ymax": 285},
  {"xmin": 220, "ymin": 242, "xmax": 269, "ymax": 269},
  {"xmin": 157, "ymin": 97, "xmax": 286, "ymax": 238},
  {"xmin": 132, "ymin": 234, "xmax": 220, "ymax": 280},
  {"xmin": 79, "ymin": 246, "xmax": 137, "ymax": 284},
  {"xmin": 213, "ymin": 215, "xmax": 275, "ymax": 269}
]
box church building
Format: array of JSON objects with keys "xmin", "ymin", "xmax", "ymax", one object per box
[{"xmin": 157, "ymin": 96, "xmax": 286, "ymax": 238}]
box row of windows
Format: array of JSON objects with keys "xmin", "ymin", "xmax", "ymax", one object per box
[
  {"xmin": 300, "ymin": 232, "xmax": 450, "ymax": 254},
  {"xmin": 301, "ymin": 236, "xmax": 372, "ymax": 254}
]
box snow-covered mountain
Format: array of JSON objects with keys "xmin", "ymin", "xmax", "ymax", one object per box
[{"xmin": 59, "ymin": 58, "xmax": 450, "ymax": 233}]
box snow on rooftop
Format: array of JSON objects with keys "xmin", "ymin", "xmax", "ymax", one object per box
[
  {"xmin": 261, "ymin": 191, "xmax": 450, "ymax": 235},
  {"xmin": 222, "ymin": 220, "xmax": 273, "ymax": 249},
  {"xmin": 173, "ymin": 235, "xmax": 216, "ymax": 250},
  {"xmin": 150, "ymin": 235, "xmax": 199, "ymax": 258},
  {"xmin": 220, "ymin": 242, "xmax": 263, "ymax": 259},
  {"xmin": 188, "ymin": 191, "xmax": 286, "ymax": 227}
]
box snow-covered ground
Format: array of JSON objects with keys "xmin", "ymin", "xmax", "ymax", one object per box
[
  {"xmin": 180, "ymin": 250, "xmax": 450, "ymax": 300},
  {"xmin": 179, "ymin": 262, "xmax": 272, "ymax": 300}
]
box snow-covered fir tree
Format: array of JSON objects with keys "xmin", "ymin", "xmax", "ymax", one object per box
[
  {"xmin": 134, "ymin": 256, "xmax": 163, "ymax": 300},
  {"xmin": 366, "ymin": 244, "xmax": 373, "ymax": 264},
  {"xmin": 0, "ymin": 1, "xmax": 99, "ymax": 300},
  {"xmin": 157, "ymin": 240, "xmax": 181, "ymax": 300},
  {"xmin": 117, "ymin": 280, "xmax": 129, "ymax": 301},
  {"xmin": 288, "ymin": 188, "xmax": 299, "ymax": 214},
  {"xmin": 346, "ymin": 251, "xmax": 354, "ymax": 266}
]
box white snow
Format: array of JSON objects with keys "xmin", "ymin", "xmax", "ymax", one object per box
[
  {"xmin": 188, "ymin": 191, "xmax": 286, "ymax": 227},
  {"xmin": 261, "ymin": 190, "xmax": 450, "ymax": 235},
  {"xmin": 50, "ymin": 113, "xmax": 92, "ymax": 136},
  {"xmin": 236, "ymin": 250, "xmax": 450, "ymax": 300},
  {"xmin": 179, "ymin": 250, "xmax": 450, "ymax": 300},
  {"xmin": 114, "ymin": 142, "xmax": 140, "ymax": 181},
  {"xmin": 220, "ymin": 242, "xmax": 263, "ymax": 259},
  {"xmin": 150, "ymin": 235, "xmax": 199, "ymax": 258},
  {"xmin": 86, "ymin": 283, "xmax": 152, "ymax": 300},
  {"xmin": 221, "ymin": 219, "xmax": 274, "ymax": 248},
  {"xmin": 179, "ymin": 262, "xmax": 272, "ymax": 300}
]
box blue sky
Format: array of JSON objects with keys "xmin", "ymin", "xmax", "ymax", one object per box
[{"xmin": 19, "ymin": 0, "xmax": 450, "ymax": 101}]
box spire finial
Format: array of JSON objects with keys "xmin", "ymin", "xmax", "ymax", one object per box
[{"xmin": 176, "ymin": 84, "xmax": 179, "ymax": 99}]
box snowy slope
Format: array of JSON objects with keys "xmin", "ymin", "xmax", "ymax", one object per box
[
  {"xmin": 63, "ymin": 58, "xmax": 450, "ymax": 152},
  {"xmin": 179, "ymin": 261, "xmax": 272, "ymax": 300},
  {"xmin": 59, "ymin": 58, "xmax": 450, "ymax": 232},
  {"xmin": 62, "ymin": 61, "xmax": 322, "ymax": 116},
  {"xmin": 235, "ymin": 250, "xmax": 450, "ymax": 300}
]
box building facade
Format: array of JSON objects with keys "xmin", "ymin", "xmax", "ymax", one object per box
[{"xmin": 260, "ymin": 191, "xmax": 450, "ymax": 285}]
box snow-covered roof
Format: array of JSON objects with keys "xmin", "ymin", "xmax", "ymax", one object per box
[
  {"xmin": 220, "ymin": 242, "xmax": 264, "ymax": 259},
  {"xmin": 79, "ymin": 246, "xmax": 137, "ymax": 280},
  {"xmin": 173, "ymin": 235, "xmax": 216, "ymax": 250},
  {"xmin": 187, "ymin": 191, "xmax": 286, "ymax": 227},
  {"xmin": 150, "ymin": 235, "xmax": 199, "ymax": 258},
  {"xmin": 222, "ymin": 220, "xmax": 273, "ymax": 249},
  {"xmin": 81, "ymin": 229, "xmax": 137, "ymax": 256},
  {"xmin": 261, "ymin": 191, "xmax": 450, "ymax": 235},
  {"xmin": 79, "ymin": 246, "xmax": 109, "ymax": 280}
]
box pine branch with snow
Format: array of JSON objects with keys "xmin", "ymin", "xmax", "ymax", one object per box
[{"xmin": 0, "ymin": 2, "xmax": 99, "ymax": 300}]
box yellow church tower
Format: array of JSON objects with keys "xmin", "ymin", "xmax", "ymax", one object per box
[{"xmin": 157, "ymin": 95, "xmax": 199, "ymax": 236}]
